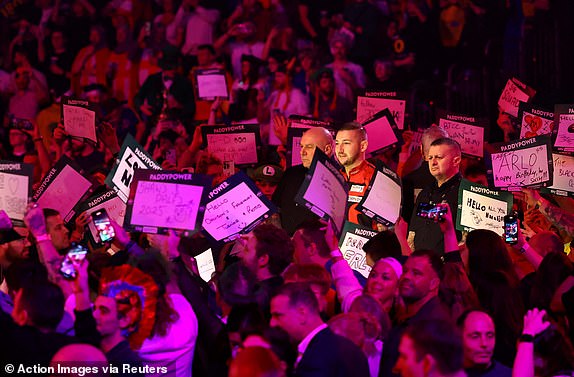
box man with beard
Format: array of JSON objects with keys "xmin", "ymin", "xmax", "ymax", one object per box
[
  {"xmin": 0, "ymin": 228, "xmax": 30, "ymax": 278},
  {"xmin": 379, "ymin": 249, "xmax": 450, "ymax": 377},
  {"xmin": 53, "ymin": 123, "xmax": 105, "ymax": 173}
]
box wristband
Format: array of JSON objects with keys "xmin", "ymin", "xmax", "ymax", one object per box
[
  {"xmin": 519, "ymin": 334, "xmax": 535, "ymax": 343},
  {"xmin": 35, "ymin": 234, "xmax": 52, "ymax": 243}
]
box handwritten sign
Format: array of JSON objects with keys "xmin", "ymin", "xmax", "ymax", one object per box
[
  {"xmin": 295, "ymin": 149, "xmax": 348, "ymax": 234},
  {"xmin": 195, "ymin": 69, "xmax": 229, "ymax": 100},
  {"xmin": 438, "ymin": 112, "xmax": 486, "ymax": 159},
  {"xmin": 287, "ymin": 127, "xmax": 307, "ymax": 168},
  {"xmin": 202, "ymin": 124, "xmax": 260, "ymax": 166},
  {"xmin": 105, "ymin": 134, "xmax": 162, "ymax": 203},
  {"xmin": 488, "ymin": 135, "xmax": 553, "ymax": 190},
  {"xmin": 338, "ymin": 221, "xmax": 376, "ymax": 279},
  {"xmin": 0, "ymin": 161, "xmax": 33, "ymax": 226},
  {"xmin": 498, "ymin": 78, "xmax": 535, "ymax": 118},
  {"xmin": 542, "ymin": 153, "xmax": 574, "ymax": 197},
  {"xmin": 201, "ymin": 172, "xmax": 277, "ymax": 243},
  {"xmin": 61, "ymin": 97, "xmax": 97, "ymax": 143},
  {"xmin": 33, "ymin": 157, "xmax": 93, "ymax": 222},
  {"xmin": 362, "ymin": 109, "xmax": 399, "ymax": 156},
  {"xmin": 456, "ymin": 179, "xmax": 513, "ymax": 236},
  {"xmin": 518, "ymin": 103, "xmax": 554, "ymax": 139},
  {"xmin": 79, "ymin": 190, "xmax": 127, "ymax": 244},
  {"xmin": 356, "ymin": 167, "xmax": 401, "ymax": 226},
  {"xmin": 553, "ymin": 104, "xmax": 574, "ymax": 155},
  {"xmin": 124, "ymin": 170, "xmax": 211, "ymax": 234},
  {"xmin": 196, "ymin": 248, "xmax": 216, "ymax": 282},
  {"xmin": 357, "ymin": 92, "xmax": 406, "ymax": 129}
]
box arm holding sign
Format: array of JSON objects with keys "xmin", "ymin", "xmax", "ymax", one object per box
[
  {"xmin": 178, "ymin": 125, "xmax": 203, "ymax": 169},
  {"xmin": 109, "ymin": 219, "xmax": 145, "ymax": 259}
]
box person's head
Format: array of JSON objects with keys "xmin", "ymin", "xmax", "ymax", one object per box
[
  {"xmin": 374, "ymin": 59, "xmax": 394, "ymax": 82},
  {"xmin": 197, "ymin": 44, "xmax": 216, "ymax": 67},
  {"xmin": 93, "ymin": 295, "xmax": 130, "ymax": 338},
  {"xmin": 420, "ymin": 125, "xmax": 449, "ymax": 160},
  {"xmin": 227, "ymin": 303, "xmax": 267, "ymax": 354},
  {"xmin": 528, "ymin": 231, "xmax": 564, "ymax": 257},
  {"xmin": 8, "ymin": 127, "xmax": 31, "ymax": 149},
  {"xmin": 328, "ymin": 312, "xmax": 381, "ymax": 351},
  {"xmin": 249, "ymin": 164, "xmax": 283, "ymax": 200},
  {"xmin": 89, "ymin": 25, "xmax": 106, "ymax": 48},
  {"xmin": 457, "ymin": 310, "xmax": 495, "ymax": 369},
  {"xmin": 335, "ymin": 123, "xmax": 368, "ymax": 170},
  {"xmin": 315, "ymin": 68, "xmax": 335, "ymax": 96},
  {"xmin": 291, "ymin": 220, "xmax": 330, "ymax": 263},
  {"xmin": 365, "ymin": 258, "xmax": 402, "ymax": 308},
  {"xmin": 270, "ymin": 282, "xmax": 322, "ymax": 342},
  {"xmin": 466, "ymin": 229, "xmax": 515, "ymax": 280},
  {"xmin": 439, "ymin": 263, "xmax": 479, "ymax": 321},
  {"xmin": 282, "ymin": 263, "xmax": 331, "ymax": 313},
  {"xmin": 530, "ymin": 251, "xmax": 573, "ymax": 310},
  {"xmin": 239, "ymin": 224, "xmax": 294, "ymax": 280},
  {"xmin": 51, "ymin": 344, "xmax": 107, "ymax": 374},
  {"xmin": 50, "ymin": 29, "xmax": 66, "ymax": 51},
  {"xmin": 427, "ymin": 138, "xmax": 461, "ymax": 185},
  {"xmin": 4, "ymin": 260, "xmax": 48, "ymax": 298},
  {"xmin": 532, "ymin": 320, "xmax": 574, "ymax": 376},
  {"xmin": 363, "ymin": 230, "xmax": 402, "ymax": 266},
  {"xmin": 12, "ymin": 281, "xmax": 65, "ymax": 331},
  {"xmin": 299, "ymin": 127, "xmax": 334, "ymax": 168},
  {"xmin": 273, "ymin": 65, "xmax": 289, "ymax": 90},
  {"xmin": 330, "ymin": 37, "xmax": 350, "ymax": 61},
  {"xmin": 195, "ymin": 153, "xmax": 225, "ymax": 187},
  {"xmin": 298, "ymin": 48, "xmax": 316, "ymax": 72},
  {"xmin": 229, "ymin": 346, "xmax": 285, "ymax": 377},
  {"xmin": 14, "ymin": 67, "xmax": 31, "ymax": 91},
  {"xmin": 217, "ymin": 262, "xmax": 257, "ymax": 309},
  {"xmin": 0, "ymin": 228, "xmax": 30, "ymax": 267},
  {"xmin": 43, "ymin": 208, "xmax": 71, "ymax": 251},
  {"xmin": 399, "ymin": 249, "xmax": 442, "ymax": 305},
  {"xmin": 394, "ymin": 319, "xmax": 464, "ymax": 377},
  {"xmin": 349, "ymin": 294, "xmax": 392, "ymax": 340},
  {"xmin": 463, "ymin": 164, "xmax": 488, "ymax": 187}
]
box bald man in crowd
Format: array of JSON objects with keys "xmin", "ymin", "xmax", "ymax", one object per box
[{"xmin": 272, "ymin": 127, "xmax": 334, "ymax": 235}]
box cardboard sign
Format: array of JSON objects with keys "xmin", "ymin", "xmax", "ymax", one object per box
[
  {"xmin": 202, "ymin": 124, "xmax": 260, "ymax": 167},
  {"xmin": 79, "ymin": 190, "xmax": 127, "ymax": 244},
  {"xmin": 542, "ymin": 153, "xmax": 574, "ymax": 197},
  {"xmin": 61, "ymin": 97, "xmax": 97, "ymax": 144},
  {"xmin": 286, "ymin": 116, "xmax": 333, "ymax": 168},
  {"xmin": 295, "ymin": 149, "xmax": 348, "ymax": 234},
  {"xmin": 201, "ymin": 171, "xmax": 277, "ymax": 243},
  {"xmin": 338, "ymin": 221, "xmax": 376, "ymax": 279},
  {"xmin": 194, "ymin": 69, "xmax": 229, "ymax": 100},
  {"xmin": 33, "ymin": 157, "xmax": 93, "ymax": 222},
  {"xmin": 105, "ymin": 134, "xmax": 162, "ymax": 203},
  {"xmin": 438, "ymin": 112, "xmax": 486, "ymax": 159},
  {"xmin": 0, "ymin": 161, "xmax": 33, "ymax": 226},
  {"xmin": 488, "ymin": 135, "xmax": 553, "ymax": 190},
  {"xmin": 357, "ymin": 91, "xmax": 406, "ymax": 130},
  {"xmin": 196, "ymin": 248, "xmax": 216, "ymax": 282},
  {"xmin": 362, "ymin": 109, "xmax": 400, "ymax": 156},
  {"xmin": 124, "ymin": 170, "xmax": 211, "ymax": 234},
  {"xmin": 519, "ymin": 103, "xmax": 554, "ymax": 139},
  {"xmin": 356, "ymin": 167, "xmax": 401, "ymax": 226},
  {"xmin": 553, "ymin": 105, "xmax": 574, "ymax": 155},
  {"xmin": 498, "ymin": 78, "xmax": 536, "ymax": 118},
  {"xmin": 456, "ymin": 179, "xmax": 513, "ymax": 236}
]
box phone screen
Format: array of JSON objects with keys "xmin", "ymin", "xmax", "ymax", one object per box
[
  {"xmin": 416, "ymin": 202, "xmax": 447, "ymax": 222},
  {"xmin": 59, "ymin": 243, "xmax": 88, "ymax": 279},
  {"xmin": 504, "ymin": 215, "xmax": 518, "ymax": 244},
  {"xmin": 92, "ymin": 209, "xmax": 115, "ymax": 243}
]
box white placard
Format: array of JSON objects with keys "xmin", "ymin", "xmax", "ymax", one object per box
[
  {"xmin": 197, "ymin": 73, "xmax": 228, "ymax": 99},
  {"xmin": 364, "ymin": 113, "xmax": 398, "ymax": 155},
  {"xmin": 206, "ymin": 132, "xmax": 258, "ymax": 166},
  {"xmin": 498, "ymin": 79, "xmax": 532, "ymax": 118},
  {"xmin": 490, "ymin": 140, "xmax": 551, "ymax": 188},
  {"xmin": 555, "ymin": 113, "xmax": 574, "ymax": 150},
  {"xmin": 460, "ymin": 191, "xmax": 509, "ymax": 236},
  {"xmin": 339, "ymin": 232, "xmax": 372, "ymax": 279},
  {"xmin": 439, "ymin": 119, "xmax": 484, "ymax": 158},
  {"xmin": 62, "ymin": 104, "xmax": 97, "ymax": 143},
  {"xmin": 85, "ymin": 196, "xmax": 127, "ymax": 241},
  {"xmin": 546, "ymin": 153, "xmax": 574, "ymax": 195},
  {"xmin": 0, "ymin": 172, "xmax": 28, "ymax": 223},
  {"xmin": 360, "ymin": 170, "xmax": 401, "ymax": 224},
  {"xmin": 196, "ymin": 248, "xmax": 216, "ymax": 282},
  {"xmin": 357, "ymin": 96, "xmax": 406, "ymax": 129}
]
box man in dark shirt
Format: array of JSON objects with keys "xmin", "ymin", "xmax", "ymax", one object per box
[{"xmin": 408, "ymin": 138, "xmax": 463, "ymax": 254}]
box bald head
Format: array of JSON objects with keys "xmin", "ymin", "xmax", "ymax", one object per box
[
  {"xmin": 51, "ymin": 344, "xmax": 107, "ymax": 376},
  {"xmin": 229, "ymin": 346, "xmax": 284, "ymax": 377},
  {"xmin": 300, "ymin": 127, "xmax": 334, "ymax": 168},
  {"xmin": 529, "ymin": 231, "xmax": 564, "ymax": 257}
]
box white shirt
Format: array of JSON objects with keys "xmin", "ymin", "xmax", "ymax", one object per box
[
  {"xmin": 181, "ymin": 6, "xmax": 220, "ymax": 56},
  {"xmin": 296, "ymin": 323, "xmax": 328, "ymax": 367}
]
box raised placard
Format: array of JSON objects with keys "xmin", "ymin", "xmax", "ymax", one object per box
[
  {"xmin": 0, "ymin": 161, "xmax": 33, "ymax": 226},
  {"xmin": 437, "ymin": 112, "xmax": 486, "ymax": 159},
  {"xmin": 196, "ymin": 248, "xmax": 216, "ymax": 282},
  {"xmin": 498, "ymin": 78, "xmax": 536, "ymax": 118},
  {"xmin": 202, "ymin": 124, "xmax": 260, "ymax": 167},
  {"xmin": 105, "ymin": 134, "xmax": 162, "ymax": 202},
  {"xmin": 456, "ymin": 179, "xmax": 513, "ymax": 236},
  {"xmin": 194, "ymin": 69, "xmax": 229, "ymax": 101},
  {"xmin": 487, "ymin": 135, "xmax": 553, "ymax": 190},
  {"xmin": 124, "ymin": 170, "xmax": 211, "ymax": 234},
  {"xmin": 338, "ymin": 221, "xmax": 376, "ymax": 279},
  {"xmin": 33, "ymin": 157, "xmax": 93, "ymax": 222},
  {"xmin": 552, "ymin": 104, "xmax": 574, "ymax": 155},
  {"xmin": 518, "ymin": 103, "xmax": 554, "ymax": 139},
  {"xmin": 79, "ymin": 190, "xmax": 127, "ymax": 244},
  {"xmin": 295, "ymin": 149, "xmax": 348, "ymax": 234},
  {"xmin": 61, "ymin": 97, "xmax": 97, "ymax": 144},
  {"xmin": 541, "ymin": 153, "xmax": 574, "ymax": 197},
  {"xmin": 357, "ymin": 91, "xmax": 406, "ymax": 130},
  {"xmin": 201, "ymin": 171, "xmax": 277, "ymax": 243},
  {"xmin": 356, "ymin": 167, "xmax": 402, "ymax": 226},
  {"xmin": 361, "ymin": 109, "xmax": 400, "ymax": 156}
]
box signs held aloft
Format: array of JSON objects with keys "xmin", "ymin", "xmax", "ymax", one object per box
[
  {"xmin": 553, "ymin": 105, "xmax": 574, "ymax": 155},
  {"xmin": 357, "ymin": 91, "xmax": 406, "ymax": 130},
  {"xmin": 361, "ymin": 109, "xmax": 400, "ymax": 156},
  {"xmin": 542, "ymin": 153, "xmax": 574, "ymax": 197},
  {"xmin": 356, "ymin": 167, "xmax": 402, "ymax": 226},
  {"xmin": 438, "ymin": 112, "xmax": 486, "ymax": 159},
  {"xmin": 124, "ymin": 170, "xmax": 211, "ymax": 234},
  {"xmin": 456, "ymin": 179, "xmax": 513, "ymax": 236},
  {"xmin": 201, "ymin": 171, "xmax": 277, "ymax": 243},
  {"xmin": 0, "ymin": 161, "xmax": 33, "ymax": 226},
  {"xmin": 194, "ymin": 69, "xmax": 229, "ymax": 101},
  {"xmin": 338, "ymin": 222, "xmax": 376, "ymax": 279},
  {"xmin": 488, "ymin": 135, "xmax": 553, "ymax": 190},
  {"xmin": 79, "ymin": 190, "xmax": 127, "ymax": 244},
  {"xmin": 195, "ymin": 248, "xmax": 216, "ymax": 282},
  {"xmin": 61, "ymin": 97, "xmax": 97, "ymax": 144},
  {"xmin": 519, "ymin": 103, "xmax": 554, "ymax": 139},
  {"xmin": 295, "ymin": 149, "xmax": 348, "ymax": 234},
  {"xmin": 498, "ymin": 78, "xmax": 536, "ymax": 118},
  {"xmin": 105, "ymin": 134, "xmax": 162, "ymax": 203},
  {"xmin": 33, "ymin": 157, "xmax": 93, "ymax": 222},
  {"xmin": 202, "ymin": 124, "xmax": 260, "ymax": 167}
]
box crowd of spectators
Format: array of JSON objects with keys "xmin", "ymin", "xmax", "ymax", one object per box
[{"xmin": 1, "ymin": 0, "xmax": 574, "ymax": 376}]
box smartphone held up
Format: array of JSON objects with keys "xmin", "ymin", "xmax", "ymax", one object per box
[{"xmin": 92, "ymin": 209, "xmax": 115, "ymax": 243}]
